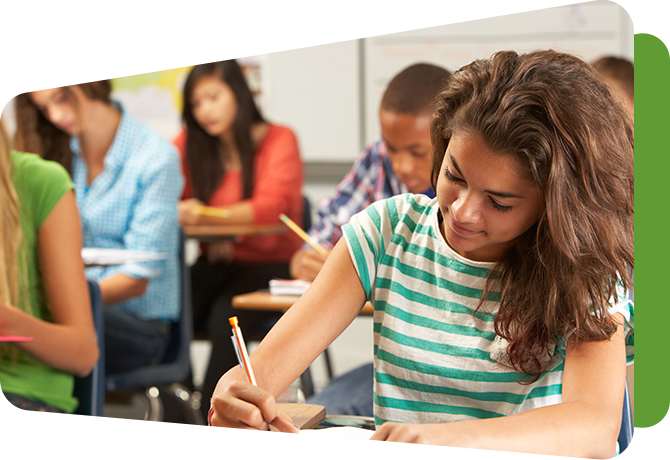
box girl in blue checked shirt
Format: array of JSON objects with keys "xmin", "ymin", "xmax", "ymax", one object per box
[
  {"xmin": 14, "ymin": 81, "xmax": 183, "ymax": 375},
  {"xmin": 208, "ymin": 50, "xmax": 633, "ymax": 458}
]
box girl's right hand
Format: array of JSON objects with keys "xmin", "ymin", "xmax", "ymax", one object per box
[
  {"xmin": 209, "ymin": 378, "xmax": 298, "ymax": 433},
  {"xmin": 178, "ymin": 198, "xmax": 205, "ymax": 226}
]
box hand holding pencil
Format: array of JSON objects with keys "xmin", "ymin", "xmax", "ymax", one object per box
[
  {"xmin": 279, "ymin": 213, "xmax": 328, "ymax": 256},
  {"xmin": 207, "ymin": 316, "xmax": 298, "ymax": 433}
]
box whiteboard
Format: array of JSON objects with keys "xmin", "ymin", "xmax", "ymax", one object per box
[{"xmin": 261, "ymin": 0, "xmax": 635, "ymax": 163}]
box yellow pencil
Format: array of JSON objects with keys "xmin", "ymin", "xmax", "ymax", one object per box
[
  {"xmin": 193, "ymin": 205, "xmax": 231, "ymax": 219},
  {"xmin": 279, "ymin": 213, "xmax": 329, "ymax": 256}
]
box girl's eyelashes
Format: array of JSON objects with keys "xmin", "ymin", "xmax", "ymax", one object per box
[
  {"xmin": 489, "ymin": 198, "xmax": 513, "ymax": 212},
  {"xmin": 444, "ymin": 167, "xmax": 462, "ymax": 183},
  {"xmin": 445, "ymin": 167, "xmax": 513, "ymax": 213}
]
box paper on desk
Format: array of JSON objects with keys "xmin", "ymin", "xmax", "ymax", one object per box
[
  {"xmin": 200, "ymin": 426, "xmax": 374, "ymax": 460},
  {"xmin": 268, "ymin": 278, "xmax": 311, "ymax": 296},
  {"xmin": 81, "ymin": 248, "xmax": 166, "ymax": 266}
]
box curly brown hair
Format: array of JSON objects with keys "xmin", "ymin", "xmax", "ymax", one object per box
[
  {"xmin": 15, "ymin": 35, "xmax": 112, "ymax": 173},
  {"xmin": 430, "ymin": 50, "xmax": 634, "ymax": 377}
]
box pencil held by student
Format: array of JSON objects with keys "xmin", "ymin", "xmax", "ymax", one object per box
[
  {"xmin": 173, "ymin": 59, "xmax": 305, "ymax": 420},
  {"xmin": 208, "ymin": 50, "xmax": 633, "ymax": 458}
]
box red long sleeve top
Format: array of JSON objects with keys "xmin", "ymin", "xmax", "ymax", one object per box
[{"xmin": 174, "ymin": 124, "xmax": 304, "ymax": 263}]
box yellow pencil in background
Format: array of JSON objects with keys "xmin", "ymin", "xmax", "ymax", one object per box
[
  {"xmin": 194, "ymin": 205, "xmax": 231, "ymax": 219},
  {"xmin": 279, "ymin": 213, "xmax": 329, "ymax": 256}
]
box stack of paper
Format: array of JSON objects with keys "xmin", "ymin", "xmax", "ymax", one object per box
[{"xmin": 269, "ymin": 279, "xmax": 311, "ymax": 296}]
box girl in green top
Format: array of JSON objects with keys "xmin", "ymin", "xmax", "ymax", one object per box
[{"xmin": 0, "ymin": 121, "xmax": 98, "ymax": 413}]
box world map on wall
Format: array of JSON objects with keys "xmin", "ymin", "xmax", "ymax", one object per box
[{"xmin": 0, "ymin": 0, "xmax": 258, "ymax": 136}]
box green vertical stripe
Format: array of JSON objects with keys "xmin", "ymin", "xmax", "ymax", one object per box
[{"xmin": 635, "ymin": 33, "xmax": 669, "ymax": 428}]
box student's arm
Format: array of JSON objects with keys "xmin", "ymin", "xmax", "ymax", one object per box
[
  {"xmin": 101, "ymin": 147, "xmax": 183, "ymax": 306},
  {"xmin": 209, "ymin": 239, "xmax": 366, "ymax": 429},
  {"xmin": 98, "ymin": 274, "xmax": 149, "ymax": 305},
  {"xmin": 0, "ymin": 191, "xmax": 98, "ymax": 377},
  {"xmin": 371, "ymin": 314, "xmax": 627, "ymax": 458},
  {"xmin": 178, "ymin": 198, "xmax": 255, "ymax": 226}
]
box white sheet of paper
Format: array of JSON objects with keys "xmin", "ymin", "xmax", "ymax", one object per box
[
  {"xmin": 81, "ymin": 248, "xmax": 166, "ymax": 266},
  {"xmin": 200, "ymin": 426, "xmax": 374, "ymax": 460}
]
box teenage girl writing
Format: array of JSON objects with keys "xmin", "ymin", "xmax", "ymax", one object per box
[
  {"xmin": 208, "ymin": 50, "xmax": 633, "ymax": 458},
  {"xmin": 0, "ymin": 121, "xmax": 98, "ymax": 413},
  {"xmin": 14, "ymin": 82, "xmax": 183, "ymax": 375},
  {"xmin": 174, "ymin": 60, "xmax": 304, "ymax": 418}
]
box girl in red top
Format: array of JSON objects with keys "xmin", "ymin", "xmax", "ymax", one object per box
[{"xmin": 175, "ymin": 60, "xmax": 304, "ymax": 417}]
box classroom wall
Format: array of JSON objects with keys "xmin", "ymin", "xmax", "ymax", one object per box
[{"xmin": 0, "ymin": 1, "xmax": 633, "ymax": 219}]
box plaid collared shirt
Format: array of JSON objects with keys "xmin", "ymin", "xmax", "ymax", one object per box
[
  {"xmin": 71, "ymin": 104, "xmax": 184, "ymax": 321},
  {"xmin": 308, "ymin": 138, "xmax": 435, "ymax": 249}
]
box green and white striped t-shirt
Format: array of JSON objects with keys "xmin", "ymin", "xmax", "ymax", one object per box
[{"xmin": 342, "ymin": 194, "xmax": 634, "ymax": 427}]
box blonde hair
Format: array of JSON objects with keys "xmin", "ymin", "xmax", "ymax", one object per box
[{"xmin": 0, "ymin": 119, "xmax": 30, "ymax": 360}]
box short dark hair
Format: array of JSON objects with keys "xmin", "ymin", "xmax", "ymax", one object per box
[
  {"xmin": 381, "ymin": 63, "xmax": 451, "ymax": 116},
  {"xmin": 591, "ymin": 56, "xmax": 634, "ymax": 102}
]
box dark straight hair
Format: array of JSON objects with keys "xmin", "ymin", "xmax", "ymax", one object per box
[{"xmin": 182, "ymin": 60, "xmax": 265, "ymax": 202}]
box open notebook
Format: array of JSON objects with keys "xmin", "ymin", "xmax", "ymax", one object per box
[{"xmin": 200, "ymin": 427, "xmax": 374, "ymax": 460}]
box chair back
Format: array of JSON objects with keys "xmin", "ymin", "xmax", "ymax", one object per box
[
  {"xmin": 618, "ymin": 379, "xmax": 633, "ymax": 453},
  {"xmin": 302, "ymin": 195, "xmax": 312, "ymax": 231},
  {"xmin": 73, "ymin": 279, "xmax": 105, "ymax": 416}
]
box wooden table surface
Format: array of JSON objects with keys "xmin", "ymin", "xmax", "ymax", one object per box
[
  {"xmin": 183, "ymin": 223, "xmax": 286, "ymax": 241},
  {"xmin": 232, "ymin": 291, "xmax": 374, "ymax": 315},
  {"xmin": 118, "ymin": 404, "xmax": 326, "ymax": 460}
]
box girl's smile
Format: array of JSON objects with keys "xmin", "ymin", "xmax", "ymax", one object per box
[{"xmin": 437, "ymin": 131, "xmax": 544, "ymax": 262}]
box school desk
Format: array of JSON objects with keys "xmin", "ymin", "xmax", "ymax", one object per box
[
  {"xmin": 113, "ymin": 404, "xmax": 326, "ymax": 460},
  {"xmin": 183, "ymin": 223, "xmax": 286, "ymax": 242},
  {"xmin": 231, "ymin": 291, "xmax": 374, "ymax": 315}
]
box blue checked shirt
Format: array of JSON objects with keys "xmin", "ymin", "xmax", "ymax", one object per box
[
  {"xmin": 309, "ymin": 138, "xmax": 435, "ymax": 249},
  {"xmin": 71, "ymin": 104, "xmax": 184, "ymax": 321}
]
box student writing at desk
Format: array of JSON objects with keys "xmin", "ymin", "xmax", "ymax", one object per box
[
  {"xmin": 174, "ymin": 60, "xmax": 304, "ymax": 419},
  {"xmin": 0, "ymin": 121, "xmax": 98, "ymax": 413},
  {"xmin": 14, "ymin": 82, "xmax": 184, "ymax": 375},
  {"xmin": 209, "ymin": 51, "xmax": 634, "ymax": 458},
  {"xmin": 291, "ymin": 63, "xmax": 451, "ymax": 417}
]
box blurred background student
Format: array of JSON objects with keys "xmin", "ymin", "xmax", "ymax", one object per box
[
  {"xmin": 0, "ymin": 120, "xmax": 98, "ymax": 413},
  {"xmin": 592, "ymin": 56, "xmax": 634, "ymax": 120},
  {"xmin": 175, "ymin": 60, "xmax": 304, "ymax": 419},
  {"xmin": 13, "ymin": 81, "xmax": 183, "ymax": 376},
  {"xmin": 291, "ymin": 63, "xmax": 451, "ymax": 416}
]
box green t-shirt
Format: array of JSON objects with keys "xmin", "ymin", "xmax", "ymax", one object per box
[{"xmin": 0, "ymin": 152, "xmax": 77, "ymax": 413}]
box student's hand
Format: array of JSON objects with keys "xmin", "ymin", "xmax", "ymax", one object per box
[
  {"xmin": 342, "ymin": 422, "xmax": 474, "ymax": 460},
  {"xmin": 209, "ymin": 379, "xmax": 298, "ymax": 433},
  {"xmin": 207, "ymin": 240, "xmax": 235, "ymax": 264},
  {"xmin": 289, "ymin": 248, "xmax": 330, "ymax": 281},
  {"xmin": 178, "ymin": 198, "xmax": 205, "ymax": 226}
]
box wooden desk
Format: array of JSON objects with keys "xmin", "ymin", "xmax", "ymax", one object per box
[
  {"xmin": 232, "ymin": 291, "xmax": 374, "ymax": 315},
  {"xmin": 183, "ymin": 223, "xmax": 286, "ymax": 242},
  {"xmin": 113, "ymin": 404, "xmax": 326, "ymax": 460}
]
